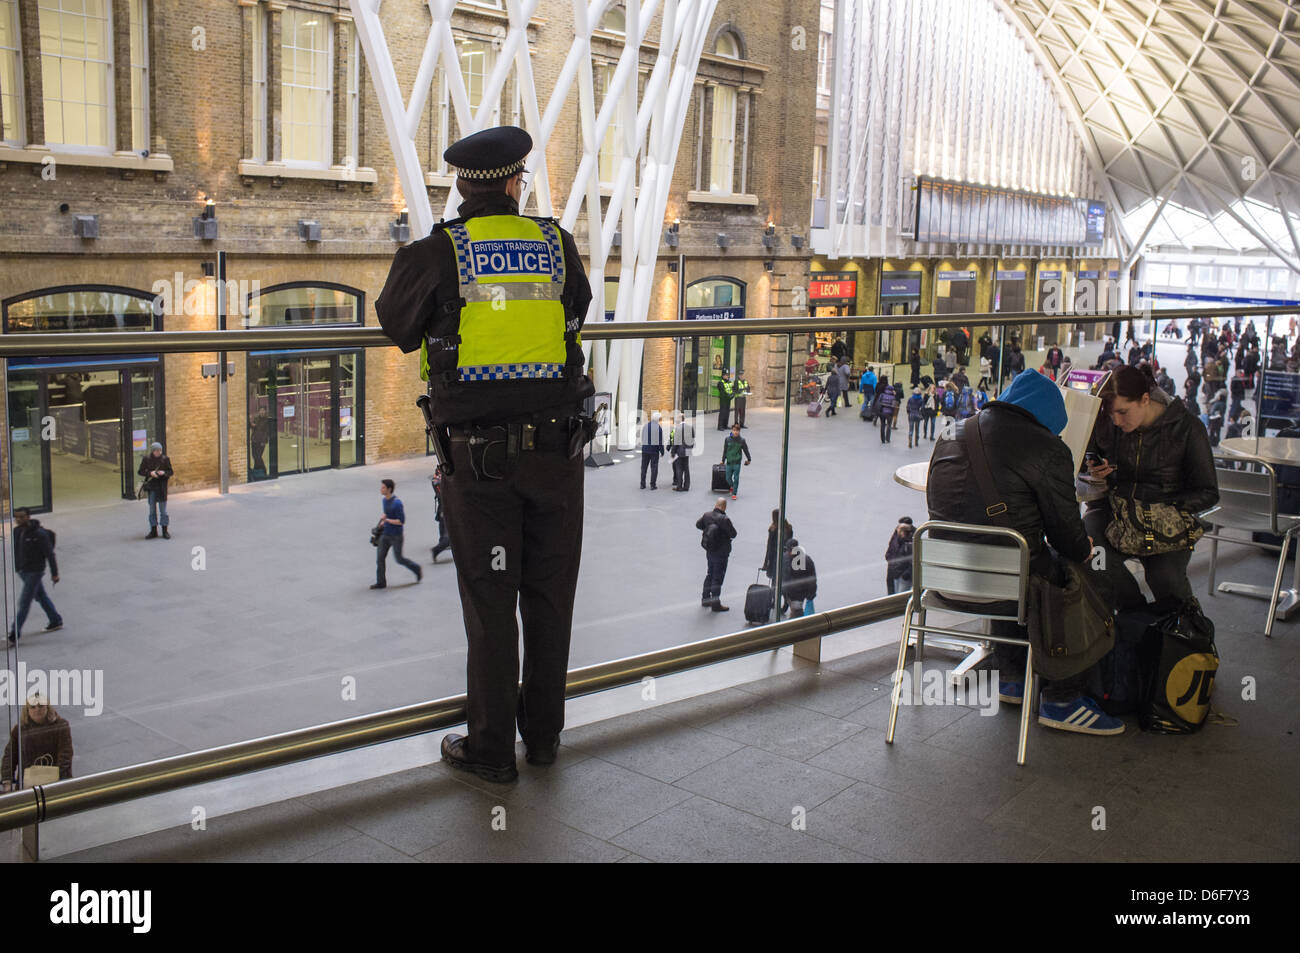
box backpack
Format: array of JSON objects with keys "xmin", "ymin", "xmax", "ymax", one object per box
[
  {"xmin": 942, "ymin": 390, "xmax": 957, "ymax": 414},
  {"xmin": 701, "ymin": 518, "xmax": 722, "ymax": 551}
]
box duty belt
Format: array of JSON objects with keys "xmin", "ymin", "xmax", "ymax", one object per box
[{"xmin": 448, "ymin": 417, "xmax": 573, "ymax": 454}]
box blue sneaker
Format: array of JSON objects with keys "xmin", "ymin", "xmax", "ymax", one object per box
[
  {"xmin": 998, "ymin": 680, "xmax": 1024, "ymax": 706},
  {"xmin": 1038, "ymin": 696, "xmax": 1125, "ymax": 735}
]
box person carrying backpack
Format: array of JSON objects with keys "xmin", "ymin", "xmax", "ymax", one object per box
[
  {"xmin": 696, "ymin": 498, "xmax": 737, "ymax": 612},
  {"xmin": 957, "ymin": 385, "xmax": 978, "ymax": 420},
  {"xmin": 906, "ymin": 386, "xmax": 924, "ymax": 448},
  {"xmin": 781, "ymin": 537, "xmax": 818, "ymax": 617},
  {"xmin": 884, "ymin": 517, "xmax": 915, "ymax": 594},
  {"xmin": 875, "ymin": 376, "xmax": 898, "ymax": 443},
  {"xmin": 941, "ymin": 381, "xmax": 959, "ymax": 422},
  {"xmin": 9, "ymin": 508, "xmax": 62, "ymax": 643}
]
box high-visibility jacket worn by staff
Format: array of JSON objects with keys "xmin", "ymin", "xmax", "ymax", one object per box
[
  {"xmin": 419, "ymin": 214, "xmax": 577, "ymax": 384},
  {"xmin": 376, "ymin": 195, "xmax": 593, "ymax": 428}
]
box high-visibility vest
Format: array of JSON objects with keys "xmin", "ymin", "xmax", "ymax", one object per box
[{"xmin": 420, "ymin": 215, "xmax": 578, "ymax": 382}]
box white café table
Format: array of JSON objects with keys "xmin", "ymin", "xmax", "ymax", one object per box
[
  {"xmin": 892, "ymin": 461, "xmax": 993, "ymax": 682},
  {"xmin": 1215, "ymin": 436, "xmax": 1300, "ymax": 620}
]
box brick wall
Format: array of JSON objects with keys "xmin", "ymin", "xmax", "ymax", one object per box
[{"xmin": 0, "ymin": 0, "xmax": 820, "ymax": 497}]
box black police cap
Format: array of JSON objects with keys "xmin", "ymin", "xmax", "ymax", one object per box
[{"xmin": 444, "ymin": 126, "xmax": 532, "ymax": 180}]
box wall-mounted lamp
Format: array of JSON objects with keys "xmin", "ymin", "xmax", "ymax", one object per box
[
  {"xmin": 201, "ymin": 261, "xmax": 216, "ymax": 278},
  {"xmin": 390, "ymin": 208, "xmax": 411, "ymax": 243},
  {"xmin": 667, "ymin": 260, "xmax": 679, "ymax": 273},
  {"xmin": 298, "ymin": 220, "xmax": 322, "ymax": 242},
  {"xmin": 716, "ymin": 233, "xmax": 728, "ymax": 249},
  {"xmin": 73, "ymin": 214, "xmax": 99, "ymax": 239},
  {"xmin": 791, "ymin": 234, "xmax": 804, "ymax": 250},
  {"xmin": 193, "ymin": 199, "xmax": 218, "ymax": 240},
  {"xmin": 200, "ymin": 361, "xmax": 237, "ymax": 379},
  {"xmin": 763, "ymin": 260, "xmax": 774, "ymax": 273},
  {"xmin": 762, "ymin": 221, "xmax": 776, "ymax": 250}
]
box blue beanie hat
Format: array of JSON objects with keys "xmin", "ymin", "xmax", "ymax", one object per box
[{"xmin": 997, "ymin": 369, "xmax": 1068, "ymax": 435}]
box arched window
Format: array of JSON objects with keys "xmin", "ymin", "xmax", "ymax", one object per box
[
  {"xmin": 3, "ymin": 286, "xmax": 159, "ymax": 333},
  {"xmin": 601, "ymin": 4, "xmax": 626, "ymax": 33},
  {"xmin": 715, "ymin": 31, "xmax": 741, "ymax": 59},
  {"xmin": 244, "ymin": 282, "xmax": 364, "ymax": 328}
]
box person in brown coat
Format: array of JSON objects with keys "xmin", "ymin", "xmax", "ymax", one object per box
[{"xmin": 1, "ymin": 693, "xmax": 73, "ymax": 790}]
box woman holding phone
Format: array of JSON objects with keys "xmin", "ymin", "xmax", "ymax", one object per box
[{"xmin": 1083, "ymin": 364, "xmax": 1218, "ymax": 608}]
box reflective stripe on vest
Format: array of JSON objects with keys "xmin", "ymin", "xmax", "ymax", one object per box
[{"xmin": 420, "ymin": 215, "xmax": 569, "ymax": 382}]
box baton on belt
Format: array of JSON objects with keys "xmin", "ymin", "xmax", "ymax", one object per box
[{"xmin": 416, "ymin": 394, "xmax": 455, "ymax": 476}]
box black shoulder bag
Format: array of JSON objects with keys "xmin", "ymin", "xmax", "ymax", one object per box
[{"xmin": 961, "ymin": 416, "xmax": 1115, "ymax": 681}]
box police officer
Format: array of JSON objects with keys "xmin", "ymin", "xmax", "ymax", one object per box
[
  {"xmin": 733, "ymin": 369, "xmax": 751, "ymax": 428},
  {"xmin": 716, "ymin": 368, "xmax": 734, "ymax": 430},
  {"xmin": 376, "ymin": 126, "xmax": 596, "ymax": 784}
]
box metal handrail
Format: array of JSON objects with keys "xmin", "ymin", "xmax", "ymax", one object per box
[
  {"xmin": 0, "ymin": 301, "xmax": 1287, "ymax": 833},
  {"xmin": 0, "ymin": 593, "xmax": 908, "ymax": 832},
  {"xmin": 0, "ymin": 305, "xmax": 1291, "ymax": 356}
]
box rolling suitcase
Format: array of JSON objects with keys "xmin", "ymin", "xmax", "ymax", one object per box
[
  {"xmin": 744, "ymin": 572, "xmax": 774, "ymax": 626},
  {"xmin": 711, "ymin": 463, "xmax": 729, "ymax": 492},
  {"xmin": 806, "ymin": 395, "xmax": 824, "ymax": 417}
]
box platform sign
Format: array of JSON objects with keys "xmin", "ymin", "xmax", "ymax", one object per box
[{"xmin": 1261, "ymin": 371, "xmax": 1300, "ymax": 421}]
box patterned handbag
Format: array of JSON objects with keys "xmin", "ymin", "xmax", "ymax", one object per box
[{"xmin": 1105, "ymin": 491, "xmax": 1204, "ymax": 556}]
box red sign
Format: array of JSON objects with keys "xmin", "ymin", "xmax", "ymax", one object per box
[{"xmin": 809, "ymin": 275, "xmax": 857, "ymax": 301}]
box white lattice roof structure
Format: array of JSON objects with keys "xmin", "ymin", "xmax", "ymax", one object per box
[{"xmin": 821, "ymin": 0, "xmax": 1300, "ymax": 271}]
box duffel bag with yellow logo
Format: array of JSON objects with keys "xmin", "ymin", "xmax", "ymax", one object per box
[{"xmin": 1140, "ymin": 602, "xmax": 1219, "ymax": 734}]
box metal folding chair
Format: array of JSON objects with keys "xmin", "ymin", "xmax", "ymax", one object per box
[
  {"xmin": 885, "ymin": 521, "xmax": 1034, "ymax": 764},
  {"xmin": 1203, "ymin": 456, "xmax": 1300, "ymax": 638}
]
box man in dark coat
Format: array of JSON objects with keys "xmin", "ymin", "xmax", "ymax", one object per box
[
  {"xmin": 927, "ymin": 369, "xmax": 1122, "ymax": 736},
  {"xmin": 696, "ymin": 498, "xmax": 737, "ymax": 612},
  {"xmin": 9, "ymin": 508, "xmax": 62, "ymax": 642},
  {"xmin": 139, "ymin": 441, "xmax": 174, "ymax": 539}
]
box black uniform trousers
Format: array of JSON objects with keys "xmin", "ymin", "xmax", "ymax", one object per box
[
  {"xmin": 440, "ymin": 441, "xmax": 585, "ymax": 766},
  {"xmin": 717, "ymin": 399, "xmax": 731, "ymax": 430},
  {"xmin": 734, "ymin": 396, "xmax": 747, "ymax": 426},
  {"xmin": 672, "ymin": 453, "xmax": 691, "ymax": 490}
]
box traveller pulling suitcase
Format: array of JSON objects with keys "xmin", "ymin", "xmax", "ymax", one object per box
[{"xmin": 711, "ymin": 463, "xmax": 730, "ymax": 492}]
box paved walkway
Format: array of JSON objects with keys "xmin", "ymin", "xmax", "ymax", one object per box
[
  {"xmin": 55, "ymin": 559, "xmax": 1300, "ymax": 862},
  {"xmin": 5, "ymin": 402, "xmax": 938, "ymax": 780}
]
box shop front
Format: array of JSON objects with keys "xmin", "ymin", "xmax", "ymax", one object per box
[
  {"xmin": 877, "ymin": 268, "xmax": 923, "ymax": 367},
  {"xmin": 807, "ymin": 271, "xmax": 858, "ymax": 379},
  {"xmin": 3, "ymin": 287, "xmax": 164, "ymax": 513},
  {"xmin": 679, "ymin": 277, "xmax": 746, "ymax": 416},
  {"xmin": 243, "ymin": 284, "xmax": 364, "ymax": 481}
]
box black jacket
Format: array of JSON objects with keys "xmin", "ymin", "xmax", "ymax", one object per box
[
  {"xmin": 781, "ymin": 540, "xmax": 817, "ymax": 601},
  {"xmin": 1087, "ymin": 389, "xmax": 1219, "ymax": 515},
  {"xmin": 138, "ymin": 453, "xmax": 173, "ymax": 500},
  {"xmin": 927, "ymin": 404, "xmax": 1091, "ymax": 564},
  {"xmin": 696, "ymin": 508, "xmax": 737, "ymax": 555},
  {"xmin": 762, "ymin": 522, "xmax": 793, "ymax": 576},
  {"xmin": 374, "ymin": 193, "xmax": 593, "ymax": 426},
  {"xmin": 13, "ymin": 520, "xmax": 57, "ymax": 576}
]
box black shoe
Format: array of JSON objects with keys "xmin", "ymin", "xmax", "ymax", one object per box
[
  {"xmin": 162, "ymin": 527, "xmax": 171, "ymax": 539},
  {"xmin": 6, "ymin": 630, "xmax": 16, "ymax": 644},
  {"xmin": 712, "ymin": 602, "xmax": 730, "ymax": 612},
  {"xmin": 415, "ymin": 566, "xmax": 423, "ymax": 582},
  {"xmin": 370, "ymin": 583, "xmax": 386, "ymax": 590},
  {"xmin": 145, "ymin": 528, "xmax": 158, "ymax": 539},
  {"xmin": 702, "ymin": 597, "xmax": 712, "ymax": 607},
  {"xmin": 525, "ymin": 738, "xmax": 561, "ymax": 766},
  {"xmin": 44, "ymin": 622, "xmax": 63, "ymax": 633},
  {"xmin": 441, "ymin": 734, "xmax": 518, "ymax": 783}
]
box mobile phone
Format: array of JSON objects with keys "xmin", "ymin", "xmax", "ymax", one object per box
[{"xmin": 1085, "ymin": 452, "xmax": 1102, "ymax": 467}]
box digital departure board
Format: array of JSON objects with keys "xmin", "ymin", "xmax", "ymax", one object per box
[{"xmin": 911, "ymin": 176, "xmax": 1105, "ymax": 247}]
